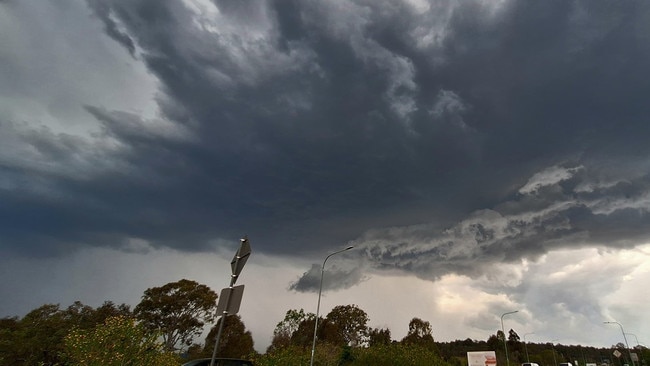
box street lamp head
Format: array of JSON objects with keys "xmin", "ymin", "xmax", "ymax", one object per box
[
  {"xmin": 345, "ymin": 246, "xmax": 354, "ymax": 250},
  {"xmin": 502, "ymin": 310, "xmax": 519, "ymax": 318}
]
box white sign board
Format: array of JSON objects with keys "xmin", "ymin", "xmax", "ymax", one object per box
[{"xmin": 468, "ymin": 351, "xmax": 497, "ymax": 366}]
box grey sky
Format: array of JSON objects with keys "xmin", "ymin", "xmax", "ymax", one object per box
[{"xmin": 1, "ymin": 0, "xmax": 649, "ymax": 352}]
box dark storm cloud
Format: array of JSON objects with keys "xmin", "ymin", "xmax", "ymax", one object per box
[
  {"xmin": 3, "ymin": 0, "xmax": 650, "ymax": 286},
  {"xmin": 335, "ymin": 164, "xmax": 650, "ymax": 287},
  {"xmin": 86, "ymin": 0, "xmax": 137, "ymax": 57},
  {"xmin": 288, "ymin": 262, "xmax": 366, "ymax": 293}
]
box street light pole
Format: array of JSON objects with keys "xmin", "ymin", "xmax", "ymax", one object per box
[
  {"xmin": 551, "ymin": 339, "xmax": 559, "ymax": 366},
  {"xmin": 524, "ymin": 332, "xmax": 535, "ymax": 363},
  {"xmin": 604, "ymin": 321, "xmax": 634, "ymax": 366},
  {"xmin": 625, "ymin": 334, "xmax": 643, "ymax": 366},
  {"xmin": 501, "ymin": 310, "xmax": 519, "ymax": 366},
  {"xmin": 625, "ymin": 333, "xmax": 643, "ymax": 365},
  {"xmin": 310, "ymin": 246, "xmax": 354, "ymax": 366},
  {"xmin": 625, "ymin": 333, "xmax": 640, "ymax": 347}
]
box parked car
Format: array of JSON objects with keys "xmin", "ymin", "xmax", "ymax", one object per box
[
  {"xmin": 522, "ymin": 363, "xmax": 540, "ymax": 366},
  {"xmin": 181, "ymin": 358, "xmax": 254, "ymax": 366}
]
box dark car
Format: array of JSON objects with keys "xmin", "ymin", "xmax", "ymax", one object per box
[{"xmin": 181, "ymin": 358, "xmax": 254, "ymax": 366}]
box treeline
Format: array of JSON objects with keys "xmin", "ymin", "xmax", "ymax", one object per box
[
  {"xmin": 436, "ymin": 336, "xmax": 650, "ymax": 366},
  {"xmin": 1, "ymin": 279, "xmax": 647, "ymax": 366},
  {"xmin": 0, "ymin": 279, "xmax": 251, "ymax": 365}
]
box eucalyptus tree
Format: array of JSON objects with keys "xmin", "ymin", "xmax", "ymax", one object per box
[{"xmin": 134, "ymin": 279, "xmax": 218, "ymax": 351}]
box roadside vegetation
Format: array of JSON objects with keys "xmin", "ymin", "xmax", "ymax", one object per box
[{"xmin": 1, "ymin": 279, "xmax": 647, "ymax": 366}]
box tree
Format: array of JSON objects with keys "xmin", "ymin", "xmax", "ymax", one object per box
[
  {"xmin": 402, "ymin": 317, "xmax": 434, "ymax": 343},
  {"xmin": 204, "ymin": 315, "xmax": 255, "ymax": 359},
  {"xmin": 0, "ymin": 301, "xmax": 133, "ymax": 366},
  {"xmin": 268, "ymin": 308, "xmax": 314, "ymax": 352},
  {"xmin": 508, "ymin": 329, "xmax": 520, "ymax": 343},
  {"xmin": 508, "ymin": 329, "xmax": 522, "ymax": 357},
  {"xmin": 92, "ymin": 301, "xmax": 133, "ymax": 324},
  {"xmin": 487, "ymin": 333, "xmax": 500, "ymax": 353},
  {"xmin": 496, "ymin": 329, "xmax": 505, "ymax": 342},
  {"xmin": 0, "ymin": 316, "xmax": 20, "ymax": 366},
  {"xmin": 291, "ymin": 316, "xmax": 317, "ymax": 347},
  {"xmin": 322, "ymin": 304, "xmax": 369, "ymax": 347},
  {"xmin": 14, "ymin": 303, "xmax": 70, "ymax": 365},
  {"xmin": 134, "ymin": 279, "xmax": 218, "ymax": 351},
  {"xmin": 63, "ymin": 316, "xmax": 178, "ymax": 366},
  {"xmin": 401, "ymin": 317, "xmax": 437, "ymax": 353},
  {"xmin": 368, "ymin": 327, "xmax": 391, "ymax": 347},
  {"xmin": 63, "ymin": 301, "xmax": 97, "ymax": 328}
]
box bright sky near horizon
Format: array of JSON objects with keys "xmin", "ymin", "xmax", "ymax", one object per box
[{"xmin": 1, "ymin": 0, "xmax": 649, "ymax": 353}]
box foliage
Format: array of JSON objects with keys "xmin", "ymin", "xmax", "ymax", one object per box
[
  {"xmin": 496, "ymin": 329, "xmax": 505, "ymax": 341},
  {"xmin": 63, "ymin": 315, "xmax": 178, "ymax": 366},
  {"xmin": 291, "ymin": 316, "xmax": 317, "ymax": 347},
  {"xmin": 508, "ymin": 329, "xmax": 520, "ymax": 342},
  {"xmin": 251, "ymin": 345, "xmax": 311, "ymax": 366},
  {"xmin": 0, "ymin": 301, "xmax": 132, "ymax": 366},
  {"xmin": 435, "ymin": 334, "xmax": 629, "ymax": 366},
  {"xmin": 12, "ymin": 304, "xmax": 69, "ymax": 365},
  {"xmin": 339, "ymin": 344, "xmax": 355, "ymax": 364},
  {"xmin": 350, "ymin": 343, "xmax": 448, "ymax": 366},
  {"xmin": 203, "ymin": 314, "xmax": 256, "ymax": 359},
  {"xmin": 134, "ymin": 278, "xmax": 218, "ymax": 352},
  {"xmin": 268, "ymin": 308, "xmax": 314, "ymax": 352},
  {"xmin": 0, "ymin": 316, "xmax": 19, "ymax": 365},
  {"xmin": 405, "ymin": 317, "xmax": 434, "ymax": 340},
  {"xmin": 402, "ymin": 317, "xmax": 437, "ymax": 351},
  {"xmin": 437, "ymin": 338, "xmax": 489, "ymax": 363},
  {"xmin": 252, "ymin": 343, "xmax": 340, "ymax": 366},
  {"xmin": 322, "ymin": 304, "xmax": 369, "ymax": 347},
  {"xmin": 486, "ymin": 333, "xmax": 500, "ymax": 351},
  {"xmin": 93, "ymin": 301, "xmax": 133, "ymax": 322},
  {"xmin": 368, "ymin": 327, "xmax": 392, "ymax": 347},
  {"xmin": 6, "ymin": 295, "xmax": 643, "ymax": 366},
  {"xmin": 254, "ymin": 340, "xmax": 451, "ymax": 366}
]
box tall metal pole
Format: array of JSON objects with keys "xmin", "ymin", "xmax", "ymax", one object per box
[
  {"xmin": 310, "ymin": 246, "xmax": 353, "ymax": 366},
  {"xmin": 551, "ymin": 339, "xmax": 559, "ymax": 366},
  {"xmin": 501, "ymin": 310, "xmax": 519, "ymax": 366},
  {"xmin": 524, "ymin": 332, "xmax": 535, "ymax": 363},
  {"xmin": 605, "ymin": 322, "xmax": 634, "ymax": 366},
  {"xmin": 209, "ymin": 278, "xmax": 235, "ymax": 366},
  {"xmin": 626, "ymin": 334, "xmax": 644, "ymax": 366},
  {"xmin": 625, "ymin": 333, "xmax": 640, "ymax": 347}
]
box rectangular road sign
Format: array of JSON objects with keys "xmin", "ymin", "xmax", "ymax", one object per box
[
  {"xmin": 467, "ymin": 351, "xmax": 496, "ymax": 366},
  {"xmin": 216, "ymin": 285, "xmax": 245, "ymax": 315}
]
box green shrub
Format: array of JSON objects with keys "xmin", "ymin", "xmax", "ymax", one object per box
[
  {"xmin": 349, "ymin": 343, "xmax": 450, "ymax": 366},
  {"xmin": 62, "ymin": 316, "xmax": 178, "ymax": 366}
]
